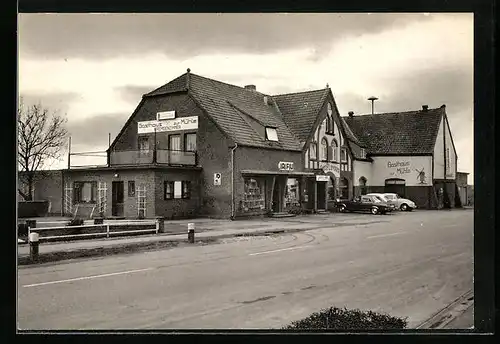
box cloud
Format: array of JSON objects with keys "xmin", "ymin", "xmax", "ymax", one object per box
[
  {"xmin": 67, "ymin": 112, "xmax": 128, "ymax": 149},
  {"xmin": 18, "ymin": 91, "xmax": 80, "ymax": 114},
  {"xmin": 115, "ymin": 85, "xmax": 156, "ymax": 102},
  {"xmin": 18, "ymin": 13, "xmax": 433, "ymax": 60}
]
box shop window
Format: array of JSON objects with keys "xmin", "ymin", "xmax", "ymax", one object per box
[
  {"xmin": 285, "ymin": 178, "xmax": 300, "ymax": 208},
  {"xmin": 331, "ymin": 139, "xmax": 338, "ymax": 162},
  {"xmin": 339, "ymin": 177, "xmax": 349, "ymax": 200},
  {"xmin": 327, "ymin": 176, "xmax": 336, "ymax": 200},
  {"xmin": 309, "ymin": 142, "xmax": 317, "ymax": 160},
  {"xmin": 320, "ymin": 138, "xmax": 328, "ymax": 161},
  {"xmin": 359, "ymin": 176, "xmax": 367, "ymax": 195},
  {"xmin": 169, "ymin": 135, "xmax": 181, "ymax": 151},
  {"xmin": 182, "ymin": 181, "xmax": 191, "ymax": 199},
  {"xmin": 128, "ymin": 181, "xmax": 135, "ymax": 197},
  {"xmin": 265, "ymin": 127, "xmax": 279, "ymax": 142},
  {"xmin": 185, "ymin": 133, "xmax": 197, "ymax": 152},
  {"xmin": 243, "ymin": 178, "xmax": 265, "ymax": 211},
  {"xmin": 340, "ymin": 147, "xmax": 347, "ymax": 162},
  {"xmin": 138, "ymin": 136, "xmax": 150, "ymax": 151},
  {"xmin": 73, "ymin": 181, "xmax": 97, "ymax": 204},
  {"xmin": 164, "ymin": 181, "xmax": 174, "ymax": 200}
]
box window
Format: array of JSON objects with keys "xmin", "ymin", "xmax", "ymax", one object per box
[
  {"xmin": 138, "ymin": 136, "xmax": 150, "ymax": 151},
  {"xmin": 169, "ymin": 135, "xmax": 181, "ymax": 151},
  {"xmin": 309, "ymin": 142, "xmax": 317, "ymax": 160},
  {"xmin": 285, "ymin": 178, "xmax": 300, "ymax": 208},
  {"xmin": 128, "ymin": 181, "xmax": 135, "ymax": 197},
  {"xmin": 360, "ymin": 148, "xmax": 366, "ymax": 159},
  {"xmin": 265, "ymin": 127, "xmax": 279, "ymax": 141},
  {"xmin": 164, "ymin": 181, "xmax": 174, "ymax": 200},
  {"xmin": 73, "ymin": 181, "xmax": 97, "ymax": 204},
  {"xmin": 174, "ymin": 181, "xmax": 182, "ymax": 199},
  {"xmin": 331, "ymin": 140, "xmax": 338, "ymax": 161},
  {"xmin": 320, "ymin": 138, "xmax": 328, "ymax": 161},
  {"xmin": 326, "ymin": 114, "xmax": 334, "ymax": 134},
  {"xmin": 182, "ymin": 181, "xmax": 191, "ymax": 199},
  {"xmin": 243, "ymin": 177, "xmax": 265, "ymax": 211},
  {"xmin": 340, "ymin": 147, "xmax": 347, "ymax": 162},
  {"xmin": 184, "ymin": 133, "xmax": 197, "ymax": 152}
]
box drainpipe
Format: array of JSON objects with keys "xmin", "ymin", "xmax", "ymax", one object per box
[{"xmin": 230, "ymin": 143, "xmax": 238, "ymax": 220}]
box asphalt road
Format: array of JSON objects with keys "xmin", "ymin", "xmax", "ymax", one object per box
[{"xmin": 17, "ymin": 210, "xmax": 473, "ymax": 330}]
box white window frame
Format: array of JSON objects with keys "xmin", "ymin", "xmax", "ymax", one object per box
[
  {"xmin": 320, "ymin": 138, "xmax": 328, "ymax": 161},
  {"xmin": 309, "ymin": 142, "xmax": 317, "ymax": 160},
  {"xmin": 340, "ymin": 147, "xmax": 347, "ymax": 162},
  {"xmin": 265, "ymin": 127, "xmax": 279, "ymax": 142},
  {"xmin": 331, "ymin": 140, "xmax": 338, "ymax": 162}
]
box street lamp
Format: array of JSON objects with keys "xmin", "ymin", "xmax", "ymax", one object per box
[{"xmin": 368, "ymin": 96, "xmax": 378, "ymax": 114}]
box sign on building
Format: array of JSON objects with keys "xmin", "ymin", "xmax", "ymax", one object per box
[
  {"xmin": 316, "ymin": 175, "xmax": 330, "ymax": 182},
  {"xmin": 319, "ymin": 162, "xmax": 340, "ymax": 175},
  {"xmin": 137, "ymin": 116, "xmax": 198, "ymax": 134},
  {"xmin": 278, "ymin": 161, "xmax": 294, "ymax": 171},
  {"xmin": 214, "ymin": 173, "xmax": 222, "ymax": 186},
  {"xmin": 157, "ymin": 111, "xmax": 176, "ymax": 120}
]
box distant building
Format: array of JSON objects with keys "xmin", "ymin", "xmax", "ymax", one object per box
[{"xmin": 456, "ymin": 172, "xmax": 470, "ymax": 206}]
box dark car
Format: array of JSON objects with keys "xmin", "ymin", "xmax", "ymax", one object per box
[{"xmin": 335, "ymin": 195, "xmax": 392, "ymax": 215}]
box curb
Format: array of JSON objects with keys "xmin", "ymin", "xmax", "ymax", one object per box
[{"xmin": 415, "ymin": 290, "xmax": 474, "ymax": 329}]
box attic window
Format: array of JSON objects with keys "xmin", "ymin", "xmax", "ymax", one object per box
[{"xmin": 265, "ymin": 127, "xmax": 279, "ymax": 142}]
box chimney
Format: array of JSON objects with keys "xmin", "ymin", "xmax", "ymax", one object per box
[
  {"xmin": 422, "ymin": 105, "xmax": 429, "ymax": 111},
  {"xmin": 348, "ymin": 111, "xmax": 354, "ymax": 117},
  {"xmin": 244, "ymin": 85, "xmax": 256, "ymax": 91}
]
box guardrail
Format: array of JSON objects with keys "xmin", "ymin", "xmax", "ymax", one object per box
[{"xmin": 27, "ymin": 220, "xmax": 160, "ymax": 243}]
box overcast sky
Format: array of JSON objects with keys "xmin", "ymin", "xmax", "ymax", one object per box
[{"xmin": 18, "ymin": 13, "xmax": 474, "ymax": 181}]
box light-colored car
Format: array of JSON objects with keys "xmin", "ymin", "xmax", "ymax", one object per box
[
  {"xmin": 365, "ymin": 194, "xmax": 396, "ymax": 211},
  {"xmin": 379, "ymin": 193, "xmax": 417, "ymax": 211}
]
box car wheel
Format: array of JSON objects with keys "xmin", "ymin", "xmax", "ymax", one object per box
[
  {"xmin": 339, "ymin": 204, "xmax": 346, "ymax": 212},
  {"xmin": 371, "ymin": 207, "xmax": 379, "ymax": 215},
  {"xmin": 400, "ymin": 204, "xmax": 408, "ymax": 211}
]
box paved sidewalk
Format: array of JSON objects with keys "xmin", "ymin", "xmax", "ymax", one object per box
[
  {"xmin": 18, "ymin": 213, "xmax": 382, "ymax": 258},
  {"xmin": 443, "ymin": 304, "xmax": 474, "ymax": 329}
]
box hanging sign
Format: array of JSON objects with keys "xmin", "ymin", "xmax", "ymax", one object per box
[
  {"xmin": 138, "ymin": 116, "xmax": 198, "ymax": 134},
  {"xmin": 278, "ymin": 161, "xmax": 294, "ymax": 171},
  {"xmin": 214, "ymin": 173, "xmax": 222, "ymax": 186}
]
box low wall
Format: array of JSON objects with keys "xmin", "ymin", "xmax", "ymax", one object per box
[{"xmin": 18, "ymin": 201, "xmax": 50, "ymax": 218}]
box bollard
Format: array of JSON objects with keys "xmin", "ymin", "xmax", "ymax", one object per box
[
  {"xmin": 29, "ymin": 232, "xmax": 40, "ymax": 262},
  {"xmin": 188, "ymin": 223, "xmax": 195, "ymax": 243},
  {"xmin": 155, "ymin": 216, "xmax": 165, "ymax": 234}
]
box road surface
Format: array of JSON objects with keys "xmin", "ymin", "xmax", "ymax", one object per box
[{"xmin": 18, "ymin": 210, "xmax": 473, "ymax": 330}]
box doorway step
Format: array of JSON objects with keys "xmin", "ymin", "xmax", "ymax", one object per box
[{"xmin": 270, "ymin": 212, "xmax": 296, "ymax": 218}]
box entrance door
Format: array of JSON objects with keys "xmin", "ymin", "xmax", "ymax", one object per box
[
  {"xmin": 112, "ymin": 181, "xmax": 124, "ymax": 217},
  {"xmin": 385, "ymin": 178, "xmax": 406, "ymax": 198},
  {"xmin": 317, "ymin": 182, "xmax": 326, "ymax": 210}
]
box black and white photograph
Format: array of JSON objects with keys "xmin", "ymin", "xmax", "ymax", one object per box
[{"xmin": 17, "ymin": 12, "xmax": 476, "ymax": 331}]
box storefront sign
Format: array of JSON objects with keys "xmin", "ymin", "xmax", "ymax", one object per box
[
  {"xmin": 137, "ymin": 116, "xmax": 198, "ymax": 134},
  {"xmin": 278, "ymin": 161, "xmax": 294, "ymax": 171},
  {"xmin": 387, "ymin": 160, "xmax": 411, "ymax": 175},
  {"xmin": 157, "ymin": 111, "xmax": 176, "ymax": 120},
  {"xmin": 316, "ymin": 175, "xmax": 330, "ymax": 182},
  {"xmin": 319, "ymin": 162, "xmax": 340, "ymax": 174},
  {"xmin": 214, "ymin": 173, "xmax": 222, "ymax": 186}
]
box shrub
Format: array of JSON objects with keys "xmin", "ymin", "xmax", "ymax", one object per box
[{"xmin": 282, "ymin": 306, "xmax": 408, "ymax": 330}]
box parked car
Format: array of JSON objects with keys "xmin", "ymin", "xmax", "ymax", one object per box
[
  {"xmin": 380, "ymin": 193, "xmax": 417, "ymax": 211},
  {"xmin": 366, "ymin": 193, "xmax": 397, "ymax": 211},
  {"xmin": 335, "ymin": 195, "xmax": 392, "ymax": 215}
]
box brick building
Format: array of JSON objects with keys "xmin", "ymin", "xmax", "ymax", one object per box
[
  {"xmin": 52, "ymin": 70, "xmax": 354, "ymax": 219},
  {"xmin": 342, "ymin": 105, "xmax": 463, "ymax": 209}
]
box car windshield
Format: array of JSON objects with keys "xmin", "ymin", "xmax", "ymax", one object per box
[
  {"xmin": 386, "ymin": 194, "xmax": 396, "ymax": 200},
  {"xmin": 374, "ymin": 196, "xmax": 385, "ymax": 202}
]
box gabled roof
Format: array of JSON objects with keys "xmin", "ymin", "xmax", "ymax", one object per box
[
  {"xmin": 185, "ymin": 73, "xmax": 302, "ymax": 151},
  {"xmin": 144, "ymin": 74, "xmax": 188, "ymax": 96},
  {"xmin": 340, "ymin": 117, "xmax": 363, "ymax": 147},
  {"xmin": 342, "ymin": 107, "xmax": 445, "ymax": 155},
  {"xmin": 273, "ymin": 89, "xmax": 329, "ymax": 142}
]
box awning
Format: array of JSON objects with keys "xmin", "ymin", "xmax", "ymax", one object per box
[{"xmin": 240, "ymin": 169, "xmax": 314, "ymax": 176}]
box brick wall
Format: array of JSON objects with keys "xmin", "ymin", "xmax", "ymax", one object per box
[
  {"xmin": 64, "ymin": 169, "xmax": 156, "ymax": 218},
  {"xmin": 154, "ymin": 169, "xmax": 201, "ymax": 219}
]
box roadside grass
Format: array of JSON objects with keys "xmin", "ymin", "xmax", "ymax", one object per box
[
  {"xmin": 18, "ymin": 239, "xmax": 218, "ymax": 266},
  {"xmin": 283, "ymin": 306, "xmax": 408, "ymax": 330}
]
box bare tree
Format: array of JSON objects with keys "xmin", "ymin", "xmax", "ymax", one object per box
[{"xmin": 17, "ymin": 97, "xmax": 68, "ymax": 201}]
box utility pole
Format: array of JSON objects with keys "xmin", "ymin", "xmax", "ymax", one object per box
[{"xmin": 368, "ymin": 96, "xmax": 378, "ymax": 114}]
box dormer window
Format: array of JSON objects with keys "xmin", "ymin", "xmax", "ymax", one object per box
[
  {"xmin": 265, "ymin": 127, "xmax": 279, "ymax": 142},
  {"xmin": 360, "ymin": 148, "xmax": 366, "ymax": 159}
]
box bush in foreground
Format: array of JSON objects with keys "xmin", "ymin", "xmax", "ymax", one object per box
[{"xmin": 283, "ymin": 306, "xmax": 408, "ymax": 330}]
